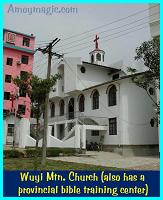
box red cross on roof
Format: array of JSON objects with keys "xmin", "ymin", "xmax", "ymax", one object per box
[{"xmin": 94, "ymin": 35, "xmax": 99, "ymax": 49}]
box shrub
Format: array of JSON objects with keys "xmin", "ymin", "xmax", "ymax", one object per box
[
  {"xmin": 25, "ymin": 148, "xmax": 42, "ymax": 158},
  {"xmin": 4, "ymin": 149, "xmax": 25, "ymax": 159},
  {"xmin": 46, "ymin": 148, "xmax": 60, "ymax": 157},
  {"xmin": 46, "ymin": 148, "xmax": 76, "ymax": 157},
  {"xmin": 4, "ymin": 148, "xmax": 76, "ymax": 159},
  {"xmin": 25, "ymin": 147, "xmax": 76, "ymax": 157}
]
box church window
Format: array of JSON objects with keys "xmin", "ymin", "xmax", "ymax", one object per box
[
  {"xmin": 109, "ymin": 118, "xmax": 117, "ymax": 135},
  {"xmin": 78, "ymin": 94, "xmax": 85, "ymax": 112},
  {"xmin": 96, "ymin": 53, "xmax": 101, "ymax": 61},
  {"xmin": 80, "ymin": 66, "xmax": 86, "ymax": 73},
  {"xmin": 103, "ymin": 54, "xmax": 104, "ymax": 62},
  {"xmin": 92, "ymin": 90, "xmax": 99, "ymax": 110},
  {"xmin": 91, "ymin": 54, "xmax": 94, "ymax": 63},
  {"xmin": 108, "ymin": 85, "xmax": 116, "ymax": 106},
  {"xmin": 112, "ymin": 74, "xmax": 119, "ymax": 80},
  {"xmin": 150, "ymin": 118, "xmax": 155, "ymax": 127},
  {"xmin": 59, "ymin": 100, "xmax": 64, "ymax": 116},
  {"xmin": 51, "ymin": 125, "xmax": 55, "ymax": 136},
  {"xmin": 50, "ymin": 103, "xmax": 55, "ymax": 117},
  {"xmin": 149, "ymin": 87, "xmax": 155, "ymax": 95}
]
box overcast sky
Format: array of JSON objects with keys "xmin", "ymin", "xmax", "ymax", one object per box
[{"xmin": 4, "ymin": 3, "xmax": 158, "ymax": 77}]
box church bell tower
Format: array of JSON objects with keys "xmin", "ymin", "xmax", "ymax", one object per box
[{"xmin": 89, "ymin": 35, "xmax": 105, "ymax": 65}]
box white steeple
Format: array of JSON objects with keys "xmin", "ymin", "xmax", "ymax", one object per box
[{"xmin": 89, "ymin": 35, "xmax": 105, "ymax": 65}]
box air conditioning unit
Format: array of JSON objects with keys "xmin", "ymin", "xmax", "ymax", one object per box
[{"xmin": 17, "ymin": 61, "xmax": 22, "ymax": 65}]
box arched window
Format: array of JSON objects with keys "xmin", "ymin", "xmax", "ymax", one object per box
[
  {"xmin": 91, "ymin": 54, "xmax": 94, "ymax": 63},
  {"xmin": 108, "ymin": 85, "xmax": 116, "ymax": 106},
  {"xmin": 59, "ymin": 100, "xmax": 64, "ymax": 116},
  {"xmin": 96, "ymin": 53, "xmax": 101, "ymax": 61},
  {"xmin": 92, "ymin": 90, "xmax": 99, "ymax": 110},
  {"xmin": 149, "ymin": 87, "xmax": 155, "ymax": 95},
  {"xmin": 78, "ymin": 94, "xmax": 85, "ymax": 112},
  {"xmin": 68, "ymin": 98, "xmax": 74, "ymax": 119},
  {"xmin": 50, "ymin": 103, "xmax": 55, "ymax": 117}
]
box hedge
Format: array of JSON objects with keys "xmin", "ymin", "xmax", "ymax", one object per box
[
  {"xmin": 4, "ymin": 149, "xmax": 25, "ymax": 159},
  {"xmin": 4, "ymin": 147, "xmax": 76, "ymax": 159}
]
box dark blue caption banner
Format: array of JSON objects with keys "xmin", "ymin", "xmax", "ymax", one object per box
[{"xmin": 4, "ymin": 170, "xmax": 160, "ymax": 197}]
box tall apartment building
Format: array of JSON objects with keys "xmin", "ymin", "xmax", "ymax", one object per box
[{"xmin": 3, "ymin": 29, "xmax": 35, "ymax": 145}]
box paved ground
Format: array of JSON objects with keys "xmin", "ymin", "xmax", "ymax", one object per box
[{"xmin": 48, "ymin": 151, "xmax": 160, "ymax": 170}]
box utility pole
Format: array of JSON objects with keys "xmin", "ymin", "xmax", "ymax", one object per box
[{"xmin": 37, "ymin": 38, "xmax": 62, "ymax": 166}]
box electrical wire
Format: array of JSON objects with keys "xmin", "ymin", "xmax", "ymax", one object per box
[{"xmin": 35, "ymin": 5, "xmax": 158, "ymax": 46}]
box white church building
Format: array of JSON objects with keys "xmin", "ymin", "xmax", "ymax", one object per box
[
  {"xmin": 3, "ymin": 5, "xmax": 159, "ymax": 156},
  {"xmin": 44, "ymin": 36, "xmax": 158, "ymax": 156},
  {"xmin": 4, "ymin": 35, "xmax": 159, "ymax": 156}
]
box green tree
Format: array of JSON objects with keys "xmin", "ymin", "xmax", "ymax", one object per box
[
  {"xmin": 131, "ymin": 37, "xmax": 160, "ymax": 123},
  {"xmin": 13, "ymin": 73, "xmax": 60, "ymax": 167},
  {"xmin": 30, "ymin": 75, "xmax": 61, "ymax": 147}
]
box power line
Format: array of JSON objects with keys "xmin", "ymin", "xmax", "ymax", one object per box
[
  {"xmin": 35, "ymin": 5, "xmax": 158, "ymax": 45},
  {"xmin": 33, "ymin": 59, "xmax": 48, "ymax": 76},
  {"xmin": 34, "ymin": 54, "xmax": 48, "ymax": 66},
  {"xmin": 55, "ymin": 12, "xmax": 159, "ymax": 51},
  {"xmin": 34, "ymin": 24, "xmax": 150, "ymax": 72},
  {"xmin": 59, "ymin": 5, "xmax": 158, "ymax": 42},
  {"xmin": 64, "ymin": 24, "xmax": 149, "ymax": 55},
  {"xmin": 34, "ymin": 55, "xmax": 47, "ymax": 65},
  {"xmin": 57, "ymin": 19, "xmax": 153, "ymax": 52}
]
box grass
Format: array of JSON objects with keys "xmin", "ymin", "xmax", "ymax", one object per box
[{"xmin": 4, "ymin": 158, "xmax": 125, "ymax": 170}]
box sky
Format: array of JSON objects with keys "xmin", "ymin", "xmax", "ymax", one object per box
[{"xmin": 4, "ymin": 3, "xmax": 159, "ymax": 77}]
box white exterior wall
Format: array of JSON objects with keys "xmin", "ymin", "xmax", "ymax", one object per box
[
  {"xmin": 119, "ymin": 79, "xmax": 158, "ymax": 145},
  {"xmin": 64, "ymin": 57, "xmax": 81, "ymax": 93},
  {"xmin": 50, "ymin": 57, "xmax": 123, "ymax": 98},
  {"xmin": 4, "ymin": 115, "xmax": 20, "ymax": 145},
  {"xmin": 81, "ymin": 85, "xmax": 120, "ymax": 145},
  {"xmin": 48, "ymin": 77, "xmax": 158, "ymax": 146},
  {"xmin": 76, "ymin": 63, "xmax": 118, "ymax": 91},
  {"xmin": 4, "ymin": 116, "xmax": 38, "ymax": 148}
]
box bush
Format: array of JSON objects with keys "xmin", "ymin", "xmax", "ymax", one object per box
[
  {"xmin": 25, "ymin": 147, "xmax": 76, "ymax": 157},
  {"xmin": 4, "ymin": 148, "xmax": 76, "ymax": 159},
  {"xmin": 4, "ymin": 149, "xmax": 25, "ymax": 159},
  {"xmin": 25, "ymin": 148, "xmax": 42, "ymax": 158},
  {"xmin": 46, "ymin": 148, "xmax": 60, "ymax": 157},
  {"xmin": 47, "ymin": 148, "xmax": 76, "ymax": 157}
]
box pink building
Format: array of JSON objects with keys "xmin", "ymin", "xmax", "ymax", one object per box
[{"xmin": 3, "ymin": 29, "xmax": 35, "ymax": 119}]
